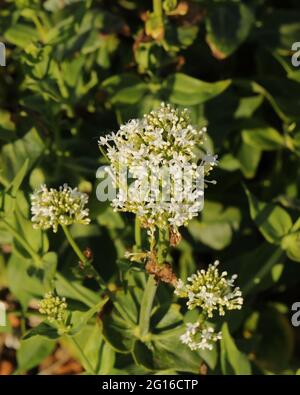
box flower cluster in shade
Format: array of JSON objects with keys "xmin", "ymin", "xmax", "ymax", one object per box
[
  {"xmin": 38, "ymin": 292, "xmax": 68, "ymax": 323},
  {"xmin": 31, "ymin": 184, "xmax": 90, "ymax": 233},
  {"xmin": 99, "ymin": 103, "xmax": 217, "ymax": 229},
  {"xmin": 175, "ymin": 261, "xmax": 243, "ymax": 351},
  {"xmin": 180, "ymin": 322, "xmax": 222, "ymax": 351}
]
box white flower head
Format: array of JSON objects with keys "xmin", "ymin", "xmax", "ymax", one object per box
[
  {"xmin": 180, "ymin": 321, "xmax": 222, "ymax": 351},
  {"xmin": 175, "ymin": 261, "xmax": 243, "ymax": 317},
  {"xmin": 31, "ymin": 184, "xmax": 90, "ymax": 233},
  {"xmin": 99, "ymin": 103, "xmax": 217, "ymax": 229}
]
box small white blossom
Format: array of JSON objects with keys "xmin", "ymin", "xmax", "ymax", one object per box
[
  {"xmin": 180, "ymin": 322, "xmax": 222, "ymax": 351},
  {"xmin": 31, "ymin": 184, "xmax": 90, "ymax": 233},
  {"xmin": 175, "ymin": 261, "xmax": 243, "ymax": 317}
]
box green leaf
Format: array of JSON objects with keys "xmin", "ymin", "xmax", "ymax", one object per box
[
  {"xmin": 69, "ymin": 297, "xmax": 109, "ymax": 335},
  {"xmin": 102, "ymin": 74, "xmax": 149, "ymax": 105},
  {"xmin": 55, "ymin": 272, "xmax": 99, "ymax": 308},
  {"xmin": 236, "ymin": 140, "xmax": 261, "ymax": 179},
  {"xmin": 253, "ymin": 79, "xmax": 300, "ymax": 122},
  {"xmin": 0, "ymin": 110, "xmax": 16, "ymax": 142},
  {"xmin": 254, "ymin": 306, "xmax": 294, "ymax": 372},
  {"xmin": 104, "ymin": 282, "xmax": 144, "ymax": 337},
  {"xmin": 164, "ymin": 73, "xmax": 231, "ymax": 106},
  {"xmin": 242, "ymin": 127, "xmax": 285, "ymax": 151},
  {"xmin": 256, "ymin": 9, "xmax": 300, "ymax": 53},
  {"xmin": 4, "ymin": 24, "xmax": 39, "ymax": 47},
  {"xmin": 11, "ymin": 207, "xmax": 49, "ymax": 259},
  {"xmin": 68, "ymin": 323, "xmax": 115, "ymax": 374},
  {"xmin": 139, "ymin": 275, "xmax": 157, "ymax": 337},
  {"xmin": 237, "ymin": 243, "xmax": 284, "ymax": 296},
  {"xmin": 23, "ymin": 322, "xmax": 60, "ymax": 340},
  {"xmin": 234, "ymin": 96, "xmax": 264, "ymax": 119},
  {"xmin": 188, "ymin": 203, "xmax": 241, "ymax": 250},
  {"xmin": 281, "ymin": 232, "xmax": 300, "ymax": 262},
  {"xmin": 6, "ymin": 159, "xmax": 29, "ymax": 197},
  {"xmin": 221, "ymin": 323, "xmax": 251, "ymax": 375},
  {"xmin": 102, "ymin": 307, "xmax": 135, "ymax": 353},
  {"xmin": 206, "ymin": 3, "xmax": 254, "ymax": 59},
  {"xmin": 0, "ymin": 128, "xmax": 45, "ymax": 183},
  {"xmin": 245, "ymin": 188, "xmax": 293, "ymax": 243},
  {"xmin": 151, "ymin": 303, "xmax": 182, "ymax": 332},
  {"xmin": 102, "ymin": 280, "xmax": 207, "ymax": 373},
  {"xmin": 189, "ymin": 220, "xmax": 232, "ymax": 250},
  {"xmin": 133, "ymin": 327, "xmax": 205, "ymax": 373},
  {"xmin": 7, "ymin": 255, "xmax": 45, "ymax": 309},
  {"xmin": 17, "ymin": 336, "xmax": 55, "ymax": 372},
  {"xmin": 42, "ymin": 252, "xmax": 58, "ymax": 289},
  {"xmin": 96, "ymin": 206, "xmax": 124, "ymax": 229}
]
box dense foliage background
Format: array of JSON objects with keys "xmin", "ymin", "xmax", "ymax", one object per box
[{"xmin": 0, "ymin": 0, "xmax": 300, "ymax": 375}]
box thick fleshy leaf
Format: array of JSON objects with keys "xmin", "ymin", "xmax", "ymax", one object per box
[
  {"xmin": 221, "ymin": 323, "xmax": 251, "ymax": 375},
  {"xmin": 206, "ymin": 3, "xmax": 254, "ymax": 59},
  {"xmin": 245, "ymin": 188, "xmax": 293, "ymax": 243},
  {"xmin": 17, "ymin": 336, "xmax": 55, "ymax": 372},
  {"xmin": 163, "ymin": 73, "xmax": 231, "ymax": 105}
]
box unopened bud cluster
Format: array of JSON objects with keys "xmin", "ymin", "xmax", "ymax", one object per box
[{"xmin": 38, "ymin": 292, "xmax": 68, "ymax": 323}]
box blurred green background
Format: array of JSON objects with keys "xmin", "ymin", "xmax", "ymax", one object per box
[{"xmin": 0, "ymin": 0, "xmax": 300, "ymax": 375}]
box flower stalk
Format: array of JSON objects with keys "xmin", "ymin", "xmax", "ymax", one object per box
[
  {"xmin": 153, "ymin": 0, "xmax": 163, "ymax": 18},
  {"xmin": 134, "ymin": 215, "xmax": 142, "ymax": 252},
  {"xmin": 61, "ymin": 225, "xmax": 106, "ymax": 291},
  {"xmin": 157, "ymin": 227, "xmax": 169, "ymax": 265}
]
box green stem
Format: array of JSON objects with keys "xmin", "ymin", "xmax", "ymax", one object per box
[
  {"xmin": 134, "ymin": 215, "xmax": 141, "ymax": 251},
  {"xmin": 62, "ymin": 225, "xmax": 86, "ymax": 263},
  {"xmin": 1, "ymin": 219, "xmax": 42, "ymax": 266},
  {"xmin": 61, "ymin": 225, "xmax": 106, "ymax": 290},
  {"xmin": 139, "ymin": 275, "xmax": 158, "ymax": 338},
  {"xmin": 157, "ymin": 227, "xmax": 169, "ymax": 265},
  {"xmin": 153, "ymin": 0, "xmax": 163, "ymax": 16},
  {"xmin": 68, "ymin": 336, "xmax": 95, "ymax": 374},
  {"xmin": 32, "ymin": 14, "xmax": 47, "ymax": 43},
  {"xmin": 62, "ymin": 226, "xmax": 134, "ymax": 326}
]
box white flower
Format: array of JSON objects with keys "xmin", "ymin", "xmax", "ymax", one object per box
[
  {"xmin": 31, "ymin": 184, "xmax": 90, "ymax": 233},
  {"xmin": 175, "ymin": 261, "xmax": 243, "ymax": 318},
  {"xmin": 99, "ymin": 103, "xmax": 217, "ymax": 230},
  {"xmin": 180, "ymin": 322, "xmax": 222, "ymax": 351}
]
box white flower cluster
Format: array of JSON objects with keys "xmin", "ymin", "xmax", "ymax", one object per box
[
  {"xmin": 31, "ymin": 184, "xmax": 90, "ymax": 233},
  {"xmin": 180, "ymin": 322, "xmax": 222, "ymax": 351},
  {"xmin": 175, "ymin": 261, "xmax": 243, "ymax": 318},
  {"xmin": 99, "ymin": 103, "xmax": 217, "ymax": 229},
  {"xmin": 38, "ymin": 292, "xmax": 67, "ymax": 323}
]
